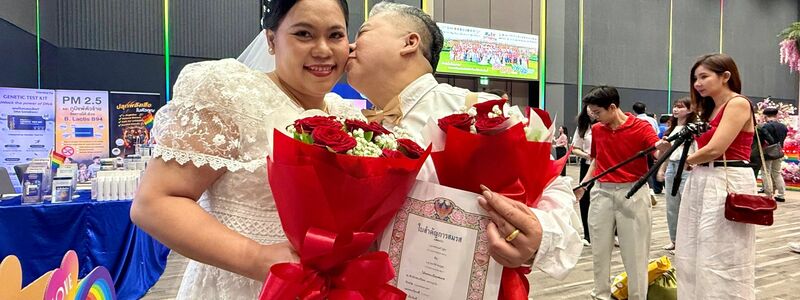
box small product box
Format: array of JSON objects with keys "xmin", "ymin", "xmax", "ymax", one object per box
[
  {"xmin": 22, "ymin": 172, "xmax": 44, "ymax": 204},
  {"xmin": 51, "ymin": 176, "xmax": 75, "ymax": 203}
]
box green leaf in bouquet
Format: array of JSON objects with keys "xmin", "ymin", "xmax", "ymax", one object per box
[
  {"xmin": 297, "ymin": 133, "xmax": 314, "ymax": 145},
  {"xmin": 364, "ymin": 131, "xmax": 374, "ymax": 142}
]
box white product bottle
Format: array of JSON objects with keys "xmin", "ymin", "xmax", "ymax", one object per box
[
  {"xmin": 110, "ymin": 175, "xmax": 119, "ymax": 201},
  {"xmin": 91, "ymin": 178, "xmax": 97, "ymax": 200},
  {"xmin": 97, "ymin": 176, "xmax": 107, "ymax": 201},
  {"xmin": 119, "ymin": 175, "xmax": 128, "ymax": 200},
  {"xmin": 126, "ymin": 175, "xmax": 135, "ymax": 199}
]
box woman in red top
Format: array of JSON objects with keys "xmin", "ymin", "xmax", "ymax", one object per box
[{"xmin": 675, "ymin": 53, "xmax": 756, "ymax": 299}]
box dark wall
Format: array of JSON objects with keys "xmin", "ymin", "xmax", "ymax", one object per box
[
  {"xmin": 0, "ymin": 18, "xmax": 38, "ymax": 88},
  {"xmin": 2, "ymin": 0, "xmax": 799, "ymax": 125},
  {"xmin": 1, "ymin": 0, "xmax": 258, "ymax": 106},
  {"xmin": 724, "ymin": 0, "xmax": 799, "ymax": 100},
  {"xmin": 580, "ymin": 0, "xmax": 799, "ymax": 115},
  {"xmin": 0, "ymin": 18, "xmax": 202, "ymax": 107},
  {"xmin": 433, "ymin": 0, "xmax": 540, "ymax": 34}
]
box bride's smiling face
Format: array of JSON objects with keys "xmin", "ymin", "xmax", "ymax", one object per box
[{"xmin": 267, "ymin": 0, "xmax": 349, "ymax": 98}]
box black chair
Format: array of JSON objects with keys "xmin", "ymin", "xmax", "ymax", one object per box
[
  {"xmin": 14, "ymin": 163, "xmax": 29, "ymax": 184},
  {"xmin": 1, "ymin": 167, "xmax": 16, "ymax": 195}
]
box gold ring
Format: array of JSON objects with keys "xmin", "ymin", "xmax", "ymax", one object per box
[{"xmin": 505, "ymin": 229, "xmax": 521, "ymax": 242}]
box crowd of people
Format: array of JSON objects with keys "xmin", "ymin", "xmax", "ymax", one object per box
[{"xmin": 569, "ymin": 53, "xmax": 795, "ymax": 299}]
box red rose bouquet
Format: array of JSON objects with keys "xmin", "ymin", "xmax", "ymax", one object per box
[
  {"xmin": 423, "ymin": 99, "xmax": 570, "ymax": 299},
  {"xmin": 260, "ymin": 116, "xmax": 429, "ymax": 300}
]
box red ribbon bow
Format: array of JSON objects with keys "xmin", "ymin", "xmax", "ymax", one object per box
[
  {"xmin": 259, "ymin": 228, "xmax": 406, "ymax": 300},
  {"xmin": 498, "ymin": 266, "xmax": 532, "ymax": 300}
]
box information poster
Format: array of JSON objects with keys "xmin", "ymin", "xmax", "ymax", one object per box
[
  {"xmin": 0, "ymin": 87, "xmax": 56, "ymax": 192},
  {"xmin": 54, "ymin": 89, "xmax": 110, "ymax": 169},
  {"xmin": 108, "ymin": 91, "xmax": 159, "ymax": 158}
]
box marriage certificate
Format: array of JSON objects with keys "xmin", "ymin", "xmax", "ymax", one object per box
[{"xmin": 379, "ymin": 180, "xmax": 502, "ymax": 300}]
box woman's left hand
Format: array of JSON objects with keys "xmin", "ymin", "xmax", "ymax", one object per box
[{"xmin": 477, "ymin": 185, "xmax": 543, "ymax": 268}]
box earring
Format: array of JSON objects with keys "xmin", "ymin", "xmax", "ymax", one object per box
[{"xmin": 269, "ymin": 48, "xmax": 275, "ymax": 54}]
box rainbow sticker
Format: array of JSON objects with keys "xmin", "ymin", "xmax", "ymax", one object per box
[
  {"xmin": 72, "ymin": 267, "xmax": 117, "ymax": 300},
  {"xmin": 44, "ymin": 250, "xmax": 78, "ymax": 300},
  {"xmin": 5, "ymin": 251, "xmax": 117, "ymax": 300}
]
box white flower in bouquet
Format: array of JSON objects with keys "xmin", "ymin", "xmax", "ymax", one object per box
[
  {"xmin": 487, "ymin": 105, "xmax": 503, "ymax": 118},
  {"xmin": 467, "ymin": 106, "xmax": 478, "ymax": 117},
  {"xmin": 390, "ymin": 125, "xmax": 413, "ymax": 140},
  {"xmin": 347, "ymin": 128, "xmax": 383, "ymax": 157},
  {"xmin": 374, "ymin": 133, "xmax": 399, "ymax": 150}
]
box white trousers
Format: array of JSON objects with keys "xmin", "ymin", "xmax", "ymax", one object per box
[
  {"xmin": 675, "ymin": 166, "xmax": 756, "ymax": 300},
  {"xmin": 589, "ymin": 182, "xmax": 652, "ymax": 300}
]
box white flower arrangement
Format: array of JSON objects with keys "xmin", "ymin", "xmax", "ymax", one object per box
[{"xmin": 347, "ymin": 129, "xmax": 384, "ymax": 157}]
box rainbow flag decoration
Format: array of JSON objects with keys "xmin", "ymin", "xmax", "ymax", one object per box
[
  {"xmin": 785, "ymin": 152, "xmax": 798, "ymax": 164},
  {"xmin": 50, "ymin": 149, "xmax": 66, "ymax": 170},
  {"xmin": 142, "ymin": 113, "xmax": 154, "ymax": 130}
]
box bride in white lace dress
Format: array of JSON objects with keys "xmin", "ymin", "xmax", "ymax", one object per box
[{"xmin": 130, "ymin": 0, "xmax": 361, "ymax": 299}]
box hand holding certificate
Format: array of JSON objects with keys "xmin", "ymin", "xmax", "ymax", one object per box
[
  {"xmin": 477, "ymin": 185, "xmax": 542, "ymax": 269},
  {"xmin": 379, "ymin": 180, "xmax": 503, "ymax": 300}
]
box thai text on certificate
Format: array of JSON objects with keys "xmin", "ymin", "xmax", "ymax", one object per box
[{"xmin": 380, "ymin": 180, "xmax": 502, "ymax": 300}]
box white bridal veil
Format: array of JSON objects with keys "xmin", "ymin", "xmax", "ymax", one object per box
[{"xmin": 237, "ymin": 29, "xmax": 276, "ymax": 73}]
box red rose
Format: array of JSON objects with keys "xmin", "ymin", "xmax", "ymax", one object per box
[
  {"xmin": 367, "ymin": 122, "xmax": 392, "ymax": 135},
  {"xmin": 381, "ymin": 149, "xmax": 405, "ymax": 158},
  {"xmin": 345, "ymin": 119, "xmax": 391, "ymax": 136},
  {"xmin": 474, "ymin": 116, "xmax": 508, "ymax": 134},
  {"xmin": 294, "ymin": 116, "xmax": 341, "ymax": 133},
  {"xmin": 472, "ymin": 99, "xmax": 507, "ymax": 117},
  {"xmin": 345, "ymin": 119, "xmax": 372, "ymax": 132},
  {"xmin": 397, "ymin": 138, "xmax": 425, "ymax": 159},
  {"xmin": 311, "ymin": 126, "xmax": 357, "ymax": 153},
  {"xmin": 437, "ymin": 113, "xmax": 474, "ymax": 132}
]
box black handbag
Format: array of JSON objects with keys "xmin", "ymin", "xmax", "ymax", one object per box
[{"xmin": 763, "ymin": 143, "xmax": 785, "ymax": 160}]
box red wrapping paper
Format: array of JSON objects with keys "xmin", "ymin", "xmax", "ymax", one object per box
[
  {"xmin": 260, "ymin": 130, "xmax": 429, "ymax": 300},
  {"xmin": 430, "ymin": 115, "xmax": 570, "ymax": 300},
  {"xmin": 432, "ymin": 123, "xmax": 568, "ymax": 206}
]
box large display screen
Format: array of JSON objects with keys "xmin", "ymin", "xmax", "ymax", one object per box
[{"xmin": 436, "ymin": 23, "xmax": 539, "ymax": 80}]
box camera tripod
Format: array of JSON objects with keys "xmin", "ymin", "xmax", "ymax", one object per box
[{"xmin": 573, "ymin": 122, "xmax": 710, "ymax": 198}]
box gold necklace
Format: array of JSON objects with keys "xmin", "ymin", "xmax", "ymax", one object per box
[{"xmin": 267, "ymin": 73, "xmax": 329, "ymax": 113}]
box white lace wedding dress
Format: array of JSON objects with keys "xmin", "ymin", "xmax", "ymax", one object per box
[{"xmin": 151, "ymin": 59, "xmax": 364, "ymax": 299}]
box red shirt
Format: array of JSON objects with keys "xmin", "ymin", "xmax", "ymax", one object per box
[
  {"xmin": 591, "ymin": 113, "xmax": 660, "ymax": 183},
  {"xmin": 695, "ymin": 102, "xmax": 753, "ymax": 160}
]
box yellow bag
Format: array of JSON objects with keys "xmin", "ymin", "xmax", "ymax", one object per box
[{"xmin": 610, "ymin": 256, "xmax": 672, "ymax": 299}]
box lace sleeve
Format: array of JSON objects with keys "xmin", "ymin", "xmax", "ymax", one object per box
[{"xmin": 151, "ymin": 61, "xmax": 264, "ymax": 172}]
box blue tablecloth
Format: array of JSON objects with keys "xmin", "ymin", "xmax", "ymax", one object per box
[{"xmin": 0, "ymin": 190, "xmax": 170, "ymax": 300}]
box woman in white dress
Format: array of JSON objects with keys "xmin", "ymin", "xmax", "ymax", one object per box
[{"xmin": 130, "ymin": 0, "xmax": 363, "ymax": 299}]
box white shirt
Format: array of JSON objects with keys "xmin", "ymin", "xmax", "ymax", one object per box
[
  {"xmin": 637, "ymin": 113, "xmax": 659, "ymax": 134},
  {"xmin": 383, "ymin": 73, "xmax": 582, "ymax": 280},
  {"xmin": 571, "ymin": 127, "xmax": 592, "ymax": 163},
  {"xmin": 666, "ymin": 125, "xmax": 698, "ymax": 161}
]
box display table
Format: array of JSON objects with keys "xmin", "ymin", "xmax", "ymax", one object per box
[{"xmin": 0, "ymin": 190, "xmax": 170, "ymax": 300}]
